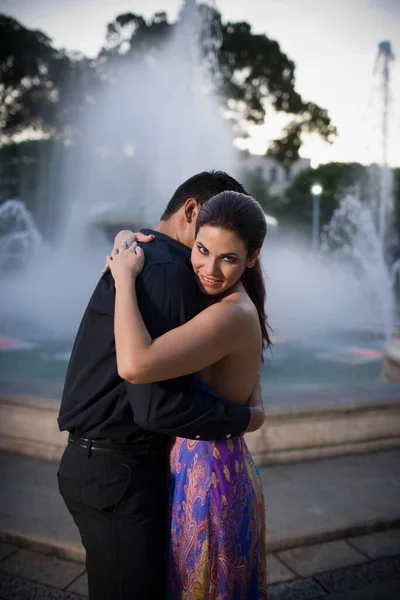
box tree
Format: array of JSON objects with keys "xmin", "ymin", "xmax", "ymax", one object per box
[
  {"xmin": 0, "ymin": 15, "xmax": 54, "ymax": 134},
  {"xmin": 0, "ymin": 6, "xmax": 336, "ymax": 163},
  {"xmin": 274, "ymin": 162, "xmax": 367, "ymax": 229},
  {"xmin": 216, "ymin": 17, "xmax": 336, "ymax": 165},
  {"xmin": 100, "ymin": 6, "xmax": 336, "ymax": 164},
  {"xmin": 273, "ymin": 162, "xmax": 400, "ymax": 256},
  {"xmin": 0, "ymin": 15, "xmax": 98, "ymax": 140}
]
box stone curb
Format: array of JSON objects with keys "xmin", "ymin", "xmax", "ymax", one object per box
[
  {"xmin": 0, "ymin": 531, "xmax": 85, "ymax": 565},
  {"xmin": 264, "ymin": 516, "xmax": 400, "ymax": 553},
  {"xmin": 2, "ymin": 516, "xmax": 400, "ymax": 566},
  {"xmin": 383, "ymin": 338, "xmax": 400, "ymax": 383},
  {"xmin": 2, "ymin": 389, "xmax": 400, "ymax": 416},
  {"xmin": 2, "ymin": 390, "xmax": 400, "ymax": 465}
]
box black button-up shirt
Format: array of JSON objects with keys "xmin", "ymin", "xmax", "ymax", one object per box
[{"xmin": 58, "ymin": 229, "xmax": 250, "ymax": 448}]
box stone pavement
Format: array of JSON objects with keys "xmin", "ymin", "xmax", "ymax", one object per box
[
  {"xmin": 1, "ymin": 449, "xmax": 400, "ymax": 559},
  {"xmin": 0, "ymin": 540, "xmax": 399, "ymax": 599},
  {"xmin": 1, "ymin": 449, "xmax": 400, "ymax": 597}
]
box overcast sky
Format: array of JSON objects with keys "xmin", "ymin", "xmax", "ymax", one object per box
[{"xmin": 2, "ymin": 0, "xmax": 400, "ymax": 166}]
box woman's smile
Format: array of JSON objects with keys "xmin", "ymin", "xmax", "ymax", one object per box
[{"xmin": 198, "ymin": 272, "xmax": 224, "ymax": 288}]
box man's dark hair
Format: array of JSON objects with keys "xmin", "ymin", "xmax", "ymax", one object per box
[{"xmin": 160, "ymin": 170, "xmax": 248, "ymax": 220}]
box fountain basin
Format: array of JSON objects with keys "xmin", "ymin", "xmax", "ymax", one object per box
[
  {"xmin": 0, "ymin": 330, "xmax": 386, "ymax": 388},
  {"xmin": 383, "ymin": 335, "xmax": 400, "ymax": 382},
  {"xmin": 1, "ymin": 381, "xmax": 400, "ymax": 465},
  {"xmin": 248, "ymin": 385, "xmax": 400, "ymax": 465}
]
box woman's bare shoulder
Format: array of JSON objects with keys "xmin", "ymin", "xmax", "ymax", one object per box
[{"xmin": 215, "ymin": 291, "xmax": 259, "ymax": 328}]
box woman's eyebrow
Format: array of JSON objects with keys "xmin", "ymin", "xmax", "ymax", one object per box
[{"xmin": 198, "ymin": 241, "xmax": 239, "ymax": 258}]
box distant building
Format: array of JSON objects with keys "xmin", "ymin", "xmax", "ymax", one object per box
[{"xmin": 238, "ymin": 151, "xmax": 311, "ymax": 196}]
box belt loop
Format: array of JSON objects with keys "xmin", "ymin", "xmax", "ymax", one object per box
[{"xmin": 86, "ymin": 439, "xmax": 92, "ymax": 458}]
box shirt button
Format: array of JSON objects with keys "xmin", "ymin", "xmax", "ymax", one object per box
[
  {"xmin": 226, "ymin": 434, "xmax": 232, "ymax": 439},
  {"xmin": 195, "ymin": 435, "xmax": 200, "ymax": 439}
]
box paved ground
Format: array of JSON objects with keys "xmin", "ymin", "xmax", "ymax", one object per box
[
  {"xmin": 1, "ymin": 449, "xmax": 400, "ymax": 556},
  {"xmin": 1, "ymin": 449, "xmax": 400, "ymax": 597},
  {"xmin": 0, "ymin": 542, "xmax": 399, "ymax": 599}
]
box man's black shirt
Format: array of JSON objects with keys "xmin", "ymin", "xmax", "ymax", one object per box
[{"xmin": 58, "ymin": 229, "xmax": 250, "ymax": 447}]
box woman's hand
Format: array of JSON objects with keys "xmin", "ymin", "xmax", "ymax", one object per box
[
  {"xmin": 102, "ymin": 231, "xmax": 154, "ymax": 273},
  {"xmin": 106, "ymin": 241, "xmax": 145, "ymax": 287}
]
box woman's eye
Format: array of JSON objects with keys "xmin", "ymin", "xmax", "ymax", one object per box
[
  {"xmin": 223, "ymin": 256, "xmax": 236, "ymax": 263},
  {"xmin": 198, "ymin": 246, "xmax": 207, "ymax": 254}
]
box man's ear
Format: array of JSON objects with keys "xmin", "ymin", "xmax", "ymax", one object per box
[
  {"xmin": 184, "ymin": 198, "xmax": 200, "ymax": 224},
  {"xmin": 247, "ymin": 248, "xmax": 261, "ymax": 269}
]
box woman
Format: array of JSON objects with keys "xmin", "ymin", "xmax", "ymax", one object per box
[{"xmin": 106, "ymin": 191, "xmax": 270, "ymax": 599}]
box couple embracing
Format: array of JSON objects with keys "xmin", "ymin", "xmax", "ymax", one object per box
[{"xmin": 58, "ymin": 170, "xmax": 271, "ymax": 599}]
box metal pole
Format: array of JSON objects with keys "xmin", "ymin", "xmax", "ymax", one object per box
[
  {"xmin": 377, "ymin": 41, "xmax": 394, "ymax": 242},
  {"xmin": 312, "ymin": 193, "xmax": 320, "ymax": 252}
]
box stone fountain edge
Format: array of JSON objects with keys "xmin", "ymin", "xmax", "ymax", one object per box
[{"xmin": 1, "ymin": 390, "xmax": 400, "ymax": 465}]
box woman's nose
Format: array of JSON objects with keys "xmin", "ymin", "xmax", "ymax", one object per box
[{"xmin": 204, "ymin": 259, "xmax": 219, "ymax": 276}]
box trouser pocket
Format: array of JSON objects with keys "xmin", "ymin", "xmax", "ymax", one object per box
[{"xmin": 57, "ymin": 445, "xmax": 131, "ymax": 518}]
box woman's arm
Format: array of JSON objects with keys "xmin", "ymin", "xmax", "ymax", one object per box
[
  {"xmin": 116, "ymin": 276, "xmax": 253, "ymax": 384},
  {"xmin": 107, "ymin": 245, "xmax": 255, "ymax": 385}
]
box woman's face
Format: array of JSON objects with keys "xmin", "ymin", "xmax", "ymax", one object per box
[{"xmin": 191, "ymin": 225, "xmax": 257, "ymax": 296}]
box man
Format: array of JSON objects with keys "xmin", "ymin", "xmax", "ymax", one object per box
[{"xmin": 58, "ymin": 170, "xmax": 265, "ymax": 599}]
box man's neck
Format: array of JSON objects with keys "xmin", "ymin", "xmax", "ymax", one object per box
[{"xmin": 155, "ymin": 218, "xmax": 189, "ymax": 248}]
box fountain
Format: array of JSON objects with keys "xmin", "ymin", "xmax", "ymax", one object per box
[
  {"xmin": 0, "ymin": 5, "xmax": 399, "ymax": 463},
  {"xmin": 384, "ymin": 255, "xmax": 400, "ymax": 380},
  {"xmin": 0, "ymin": 1, "xmax": 239, "ymax": 339},
  {"xmin": 322, "ymin": 192, "xmax": 395, "ymax": 338},
  {"xmin": 0, "ymin": 200, "xmax": 46, "ymax": 349},
  {"xmin": 393, "ymin": 259, "xmax": 400, "ymax": 296},
  {"xmin": 0, "ymin": 13, "xmax": 398, "ymax": 375},
  {"xmin": 370, "ymin": 40, "xmax": 400, "ymax": 381},
  {"xmin": 0, "ymin": 199, "xmax": 44, "ymax": 273},
  {"xmin": 74, "ymin": 0, "xmax": 237, "ymax": 237}
]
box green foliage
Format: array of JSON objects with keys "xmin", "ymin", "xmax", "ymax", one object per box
[
  {"xmin": 274, "ymin": 162, "xmax": 367, "ymax": 229},
  {"xmin": 273, "ymin": 163, "xmax": 400, "ymax": 258},
  {"xmin": 0, "ymin": 15, "xmax": 97, "ymax": 139},
  {"xmin": 102, "ymin": 11, "xmax": 170, "ymax": 58},
  {"xmin": 0, "ymin": 6, "xmax": 336, "ymax": 163},
  {"xmin": 217, "ymin": 15, "xmax": 336, "ymax": 165}
]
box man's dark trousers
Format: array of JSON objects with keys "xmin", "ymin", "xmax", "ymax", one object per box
[{"xmin": 58, "ymin": 442, "xmax": 167, "ymax": 600}]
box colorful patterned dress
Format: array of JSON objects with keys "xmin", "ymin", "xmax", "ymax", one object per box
[{"xmin": 168, "ymin": 378, "xmax": 267, "ymax": 599}]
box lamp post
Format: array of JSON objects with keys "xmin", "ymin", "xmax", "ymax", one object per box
[{"xmin": 311, "ymin": 183, "xmax": 323, "ymax": 252}]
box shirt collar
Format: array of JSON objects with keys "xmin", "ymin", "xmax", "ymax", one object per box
[{"xmin": 141, "ymin": 228, "xmax": 191, "ymax": 262}]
